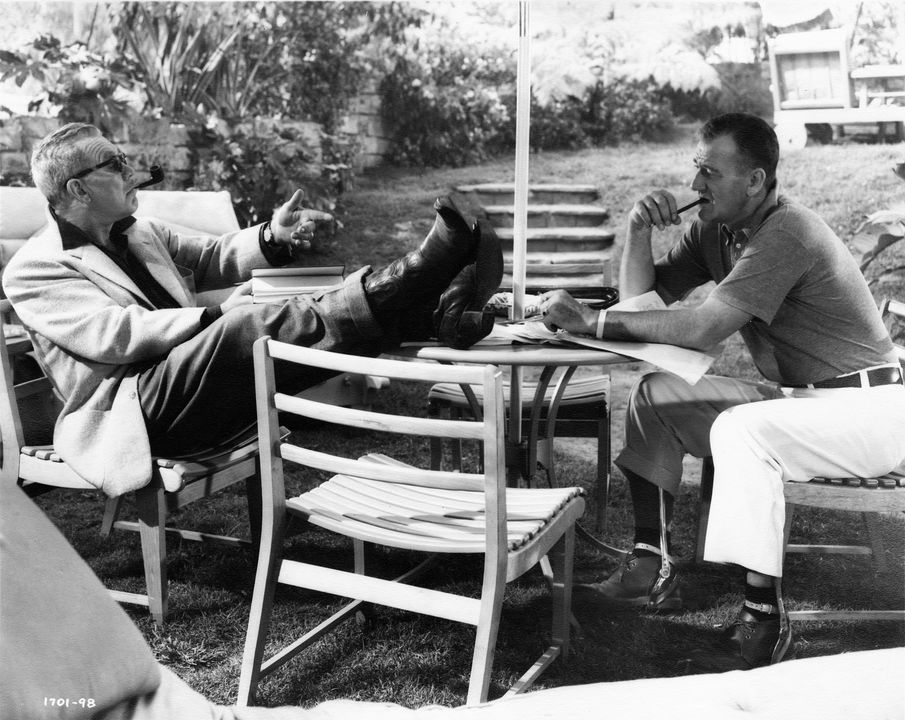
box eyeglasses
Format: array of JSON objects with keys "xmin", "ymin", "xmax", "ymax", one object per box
[{"xmin": 69, "ymin": 152, "xmax": 129, "ymax": 182}]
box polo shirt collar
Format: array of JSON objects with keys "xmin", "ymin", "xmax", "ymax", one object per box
[
  {"xmin": 721, "ymin": 183, "xmax": 780, "ymax": 245},
  {"xmin": 51, "ymin": 205, "xmax": 137, "ymax": 251}
]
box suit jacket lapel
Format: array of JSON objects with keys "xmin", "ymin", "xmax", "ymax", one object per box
[
  {"xmin": 127, "ymin": 235, "xmax": 194, "ymax": 306},
  {"xmin": 77, "ymin": 243, "xmax": 155, "ymax": 307}
]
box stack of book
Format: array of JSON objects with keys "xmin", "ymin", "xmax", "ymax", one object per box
[{"xmin": 251, "ymin": 266, "xmax": 345, "ymax": 303}]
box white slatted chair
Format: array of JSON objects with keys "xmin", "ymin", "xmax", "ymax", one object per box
[
  {"xmin": 0, "ymin": 299, "xmax": 267, "ymax": 625},
  {"xmin": 238, "ymin": 339, "xmax": 586, "ymax": 706}
]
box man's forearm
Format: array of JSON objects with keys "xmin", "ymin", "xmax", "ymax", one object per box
[
  {"xmin": 604, "ymin": 308, "xmax": 712, "ymax": 350},
  {"xmin": 618, "ymin": 226, "xmax": 657, "ymax": 298}
]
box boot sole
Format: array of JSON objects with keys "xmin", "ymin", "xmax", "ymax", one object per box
[{"xmin": 575, "ymin": 583, "xmax": 685, "ymax": 612}]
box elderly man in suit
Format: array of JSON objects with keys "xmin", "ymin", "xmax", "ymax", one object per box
[{"xmin": 2, "ymin": 122, "xmax": 501, "ymax": 497}]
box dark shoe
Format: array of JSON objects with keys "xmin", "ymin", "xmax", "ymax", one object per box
[
  {"xmin": 365, "ymin": 196, "xmax": 477, "ymax": 341},
  {"xmin": 576, "ymin": 550, "xmax": 683, "ymax": 610},
  {"xmin": 433, "ymin": 219, "xmax": 503, "ymax": 349},
  {"xmin": 681, "ymin": 608, "xmax": 795, "ymax": 673}
]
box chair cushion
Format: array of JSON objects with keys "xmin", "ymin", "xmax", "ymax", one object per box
[
  {"xmin": 135, "ymin": 189, "xmax": 240, "ymax": 235},
  {"xmin": 0, "ymin": 482, "xmax": 161, "ymax": 719}
]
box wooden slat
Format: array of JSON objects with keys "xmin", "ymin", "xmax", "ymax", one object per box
[
  {"xmin": 281, "ymin": 444, "xmax": 485, "ymax": 491},
  {"xmin": 275, "ymin": 392, "xmax": 483, "ymax": 439},
  {"xmin": 267, "ymin": 339, "xmax": 487, "ymax": 385},
  {"xmin": 278, "ymin": 560, "xmax": 483, "ymax": 625}
]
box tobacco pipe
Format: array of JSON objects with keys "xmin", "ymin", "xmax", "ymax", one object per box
[{"xmin": 134, "ymin": 165, "xmax": 164, "ymax": 189}]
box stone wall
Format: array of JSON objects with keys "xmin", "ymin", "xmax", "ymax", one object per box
[
  {"xmin": 0, "ymin": 115, "xmax": 337, "ymax": 189},
  {"xmin": 340, "ymin": 81, "xmax": 392, "ymax": 169},
  {"xmin": 0, "ymin": 116, "xmax": 197, "ymax": 189}
]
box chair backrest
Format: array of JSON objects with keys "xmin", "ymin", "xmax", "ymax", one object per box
[
  {"xmin": 0, "ymin": 299, "xmax": 51, "ymax": 485},
  {"xmin": 252, "ymin": 338, "xmax": 507, "ymax": 548}
]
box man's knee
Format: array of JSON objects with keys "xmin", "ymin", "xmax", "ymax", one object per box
[{"xmin": 629, "ymin": 371, "xmax": 681, "ymax": 411}]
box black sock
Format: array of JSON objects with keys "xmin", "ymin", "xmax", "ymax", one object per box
[
  {"xmin": 744, "ymin": 582, "xmax": 779, "ymax": 620},
  {"xmin": 624, "ymin": 468, "xmax": 674, "ymax": 557}
]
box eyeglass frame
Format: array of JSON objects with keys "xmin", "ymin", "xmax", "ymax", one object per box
[{"xmin": 68, "ymin": 152, "xmax": 129, "ymax": 182}]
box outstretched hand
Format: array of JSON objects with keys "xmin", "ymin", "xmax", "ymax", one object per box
[{"xmin": 271, "ymin": 189, "xmax": 335, "ymax": 251}]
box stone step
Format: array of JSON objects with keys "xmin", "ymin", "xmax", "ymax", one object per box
[
  {"xmin": 494, "ymin": 226, "xmax": 615, "ymax": 244},
  {"xmin": 483, "ymin": 203, "xmax": 609, "ymax": 229},
  {"xmin": 502, "ymin": 249, "xmax": 611, "ymax": 266},
  {"xmin": 456, "ymin": 182, "xmax": 600, "ymax": 205},
  {"xmin": 500, "ymin": 272, "xmax": 613, "ymax": 297}
]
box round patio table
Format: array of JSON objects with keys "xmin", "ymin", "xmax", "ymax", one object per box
[{"xmin": 390, "ymin": 339, "xmax": 632, "ymax": 559}]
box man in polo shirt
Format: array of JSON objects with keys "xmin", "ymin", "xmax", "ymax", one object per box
[{"xmin": 537, "ymin": 112, "xmax": 905, "ymax": 670}]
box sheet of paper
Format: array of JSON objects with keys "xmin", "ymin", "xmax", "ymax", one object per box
[
  {"xmin": 495, "ymin": 319, "xmax": 719, "ymax": 384},
  {"xmin": 609, "ymin": 290, "xmax": 667, "ymax": 312}
]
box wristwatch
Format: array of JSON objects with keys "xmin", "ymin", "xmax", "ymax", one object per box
[{"xmin": 261, "ymin": 221, "xmax": 276, "ymax": 246}]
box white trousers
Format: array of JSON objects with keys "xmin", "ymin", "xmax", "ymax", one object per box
[{"xmin": 704, "ymin": 383, "xmax": 905, "ymax": 576}]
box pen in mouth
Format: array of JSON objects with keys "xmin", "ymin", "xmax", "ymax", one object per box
[{"xmin": 677, "ymin": 197, "xmax": 709, "ymax": 214}]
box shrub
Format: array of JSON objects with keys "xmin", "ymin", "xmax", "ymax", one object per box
[
  {"xmin": 584, "ymin": 78, "xmax": 675, "ymax": 144},
  {"xmin": 380, "ymin": 53, "xmax": 513, "ymax": 167},
  {"xmin": 192, "ymin": 119, "xmax": 345, "ymax": 227}
]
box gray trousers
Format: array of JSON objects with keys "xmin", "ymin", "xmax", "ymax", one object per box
[{"xmin": 137, "ymin": 268, "xmax": 383, "ymax": 456}]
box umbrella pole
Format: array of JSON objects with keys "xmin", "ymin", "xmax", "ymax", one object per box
[{"xmin": 508, "ymin": 0, "xmax": 531, "ymax": 486}]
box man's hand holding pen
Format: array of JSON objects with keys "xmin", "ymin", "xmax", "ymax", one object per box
[{"xmin": 629, "ymin": 189, "xmax": 706, "ymax": 232}]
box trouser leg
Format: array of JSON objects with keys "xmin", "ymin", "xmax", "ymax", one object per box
[
  {"xmin": 614, "ymin": 372, "xmax": 778, "ymax": 527},
  {"xmin": 704, "ymin": 384, "xmax": 905, "ymax": 576},
  {"xmin": 138, "ymin": 268, "xmax": 383, "ymax": 456}
]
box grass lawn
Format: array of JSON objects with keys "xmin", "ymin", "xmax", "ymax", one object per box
[{"xmin": 32, "ymin": 130, "xmax": 905, "ymax": 709}]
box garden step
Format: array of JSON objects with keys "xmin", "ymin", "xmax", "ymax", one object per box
[
  {"xmin": 455, "ymin": 182, "xmax": 600, "ymax": 205},
  {"xmin": 501, "ymin": 269, "xmax": 613, "ymax": 297},
  {"xmin": 502, "ymin": 250, "xmax": 611, "ymax": 265},
  {"xmin": 494, "ymin": 226, "xmax": 615, "ymax": 244},
  {"xmin": 483, "ymin": 203, "xmax": 610, "ymax": 228},
  {"xmin": 501, "ymin": 244, "xmax": 614, "ymax": 295}
]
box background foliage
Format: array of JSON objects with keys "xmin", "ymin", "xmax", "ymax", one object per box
[{"xmin": 1, "ymin": 2, "xmax": 902, "ymax": 189}]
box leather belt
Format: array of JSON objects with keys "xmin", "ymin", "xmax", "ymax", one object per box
[{"xmin": 791, "ymin": 365, "xmax": 903, "ymax": 390}]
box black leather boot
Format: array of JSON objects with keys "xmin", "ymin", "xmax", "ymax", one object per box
[
  {"xmin": 433, "ymin": 219, "xmax": 503, "ymax": 349},
  {"xmin": 365, "ymin": 196, "xmax": 477, "ymax": 342}
]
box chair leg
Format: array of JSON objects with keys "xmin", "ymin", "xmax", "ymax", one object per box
[
  {"xmin": 237, "ymin": 507, "xmax": 287, "ymax": 706},
  {"xmin": 695, "ymin": 457, "xmax": 714, "ymax": 564},
  {"xmin": 135, "ymin": 485, "xmax": 168, "ymax": 626},
  {"xmin": 595, "ymin": 411, "xmax": 610, "ymax": 533},
  {"xmin": 428, "ymin": 399, "xmax": 444, "ymax": 471},
  {"xmin": 536, "ymin": 436, "xmax": 554, "ymax": 487},
  {"xmin": 864, "ymin": 512, "xmax": 888, "ymax": 573},
  {"xmin": 354, "ymin": 538, "xmax": 374, "ymax": 625},
  {"xmin": 548, "ymin": 526, "xmax": 575, "ymax": 658},
  {"xmin": 100, "ymin": 496, "xmax": 123, "ymax": 537},
  {"xmin": 467, "ymin": 569, "xmax": 506, "ymax": 705},
  {"xmin": 245, "ymin": 463, "xmax": 263, "ymax": 551}
]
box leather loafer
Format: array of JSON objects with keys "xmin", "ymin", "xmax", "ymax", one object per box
[
  {"xmin": 575, "ymin": 551, "xmax": 684, "ymax": 611},
  {"xmin": 681, "ymin": 608, "xmax": 795, "ymax": 673}
]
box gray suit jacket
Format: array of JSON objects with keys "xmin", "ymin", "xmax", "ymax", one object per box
[{"xmin": 2, "ymin": 213, "xmax": 267, "ymax": 496}]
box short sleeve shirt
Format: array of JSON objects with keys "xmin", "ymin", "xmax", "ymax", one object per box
[{"xmin": 653, "ymin": 189, "xmax": 896, "ymax": 385}]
